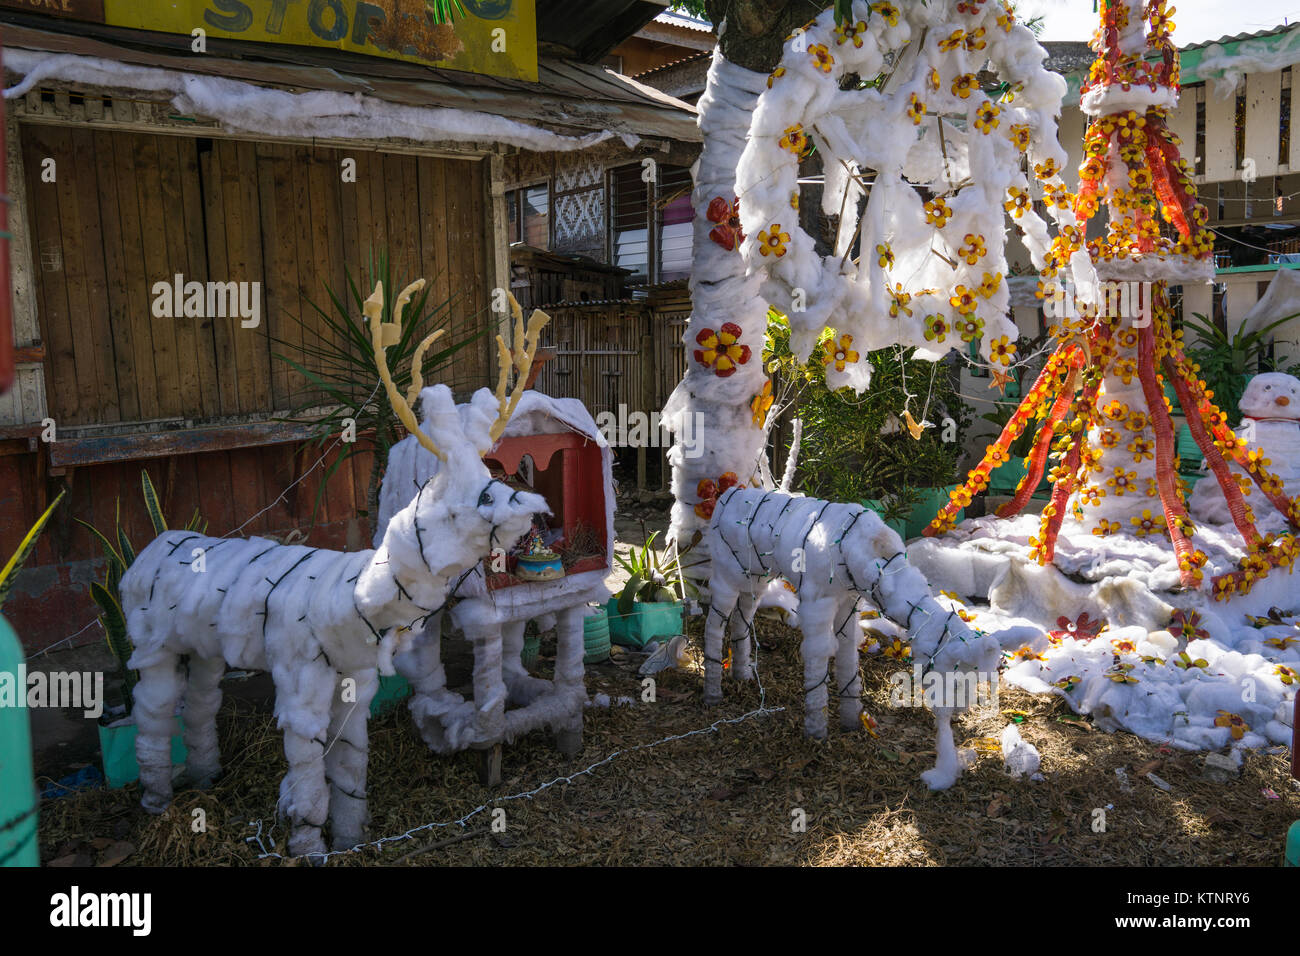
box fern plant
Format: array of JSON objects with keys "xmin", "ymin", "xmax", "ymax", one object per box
[
  {"xmin": 0, "ymin": 489, "xmax": 66, "ymax": 612},
  {"xmin": 77, "ymin": 471, "xmax": 206, "ymax": 714}
]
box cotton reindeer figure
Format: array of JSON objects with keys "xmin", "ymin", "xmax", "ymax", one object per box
[
  {"xmin": 705, "ymin": 487, "xmax": 1002, "ymax": 790},
  {"xmin": 121, "ymin": 278, "xmax": 548, "ymax": 858}
]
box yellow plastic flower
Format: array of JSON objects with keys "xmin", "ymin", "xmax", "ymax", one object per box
[
  {"xmin": 1007, "ymin": 124, "xmax": 1031, "ymax": 152},
  {"xmin": 809, "ymin": 44, "xmax": 835, "ymax": 73},
  {"xmin": 938, "ymin": 29, "xmax": 966, "ymax": 53},
  {"xmin": 952, "ymin": 73, "xmax": 978, "ymax": 99},
  {"xmin": 988, "ymin": 335, "xmax": 1016, "ymax": 366},
  {"xmin": 876, "ymin": 243, "xmax": 895, "ymax": 269},
  {"xmin": 758, "ymin": 223, "xmax": 791, "ymax": 257},
  {"xmin": 1004, "ymin": 187, "xmax": 1030, "ymax": 218},
  {"xmin": 958, "ymin": 234, "xmax": 986, "ymax": 265},
  {"xmin": 871, "ymin": 1, "xmax": 900, "ymax": 27},
  {"xmin": 973, "ymin": 100, "xmax": 1000, "ymax": 134},
  {"xmin": 767, "ymin": 66, "xmax": 786, "ymax": 89},
  {"xmin": 907, "ymin": 93, "xmax": 925, "ymax": 125},
  {"xmin": 824, "ymin": 333, "xmax": 860, "ymax": 373},
  {"xmin": 779, "ymin": 125, "xmax": 808, "ymax": 155},
  {"xmin": 924, "ymin": 197, "xmax": 952, "ymax": 228},
  {"xmin": 751, "ymin": 380, "xmax": 774, "ymax": 426}
]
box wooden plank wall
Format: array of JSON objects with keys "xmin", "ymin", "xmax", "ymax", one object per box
[
  {"xmin": 3, "ymin": 123, "xmax": 496, "ymax": 650},
  {"xmin": 17, "ymin": 125, "xmax": 493, "ymax": 428}
]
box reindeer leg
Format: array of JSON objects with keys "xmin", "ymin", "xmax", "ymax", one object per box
[
  {"xmin": 180, "ymin": 655, "xmax": 226, "ymax": 789},
  {"xmin": 552, "ymin": 604, "xmax": 585, "ymax": 756},
  {"xmin": 396, "ymin": 613, "xmax": 461, "ymax": 754},
  {"xmin": 921, "ymin": 706, "xmax": 961, "ymax": 791},
  {"xmin": 464, "ymin": 612, "xmax": 508, "ymax": 750},
  {"xmin": 273, "ymin": 658, "xmax": 336, "ymax": 861},
  {"xmin": 325, "ymin": 668, "xmax": 378, "ymax": 851},
  {"xmin": 730, "ymin": 590, "xmax": 758, "ymax": 683},
  {"xmin": 703, "ymin": 581, "xmax": 739, "ymax": 706},
  {"xmin": 797, "ymin": 597, "xmax": 836, "ymax": 740},
  {"xmin": 834, "ymin": 597, "xmax": 863, "ymax": 731},
  {"xmin": 134, "ymin": 654, "xmax": 186, "ymax": 814}
]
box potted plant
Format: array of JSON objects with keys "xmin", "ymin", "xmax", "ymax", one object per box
[
  {"xmin": 79, "ymin": 472, "xmax": 201, "ymax": 788},
  {"xmin": 606, "ymin": 528, "xmax": 696, "ymax": 649}
]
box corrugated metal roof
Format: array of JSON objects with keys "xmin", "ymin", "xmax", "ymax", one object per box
[
  {"xmin": 654, "ymin": 11, "xmax": 714, "ymax": 32},
  {"xmin": 0, "ymin": 18, "xmax": 700, "ymax": 143}
]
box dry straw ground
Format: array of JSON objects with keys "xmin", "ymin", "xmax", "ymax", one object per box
[{"xmin": 38, "ymin": 613, "xmax": 1299, "ymax": 866}]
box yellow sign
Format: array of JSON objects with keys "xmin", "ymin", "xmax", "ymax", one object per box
[{"xmin": 83, "ymin": 1, "xmax": 538, "ymax": 81}]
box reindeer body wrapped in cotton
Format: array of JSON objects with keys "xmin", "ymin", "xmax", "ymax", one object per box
[
  {"xmin": 121, "ymin": 280, "xmax": 549, "ymax": 858},
  {"xmin": 705, "ymin": 486, "xmax": 1001, "ymax": 790}
]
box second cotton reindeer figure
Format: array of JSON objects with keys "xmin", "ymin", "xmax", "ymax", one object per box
[
  {"xmin": 121, "ymin": 278, "xmax": 548, "ymax": 859},
  {"xmin": 705, "ymin": 486, "xmax": 1002, "ymax": 790}
]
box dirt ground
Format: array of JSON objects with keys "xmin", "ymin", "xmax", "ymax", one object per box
[
  {"xmin": 35, "ymin": 611, "xmax": 1300, "ymax": 867},
  {"xmin": 26, "ymin": 487, "xmax": 1300, "ymax": 867}
]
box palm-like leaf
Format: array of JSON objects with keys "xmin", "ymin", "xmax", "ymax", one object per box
[
  {"xmin": 425, "ymin": 0, "xmax": 468, "ymax": 25},
  {"xmin": 0, "ymin": 489, "xmax": 65, "ymax": 610},
  {"xmin": 141, "ymin": 470, "xmax": 167, "ymax": 536}
]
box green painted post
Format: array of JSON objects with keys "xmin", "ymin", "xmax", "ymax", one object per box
[{"xmin": 0, "ymin": 614, "xmax": 38, "ymax": 866}]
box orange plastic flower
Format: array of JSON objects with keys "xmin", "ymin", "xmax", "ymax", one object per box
[{"xmin": 694, "ymin": 323, "xmax": 752, "ymax": 378}]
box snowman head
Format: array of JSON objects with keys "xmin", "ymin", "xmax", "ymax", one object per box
[{"xmin": 1239, "ymin": 372, "xmax": 1300, "ymax": 420}]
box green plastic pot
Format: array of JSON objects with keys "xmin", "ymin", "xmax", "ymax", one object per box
[
  {"xmin": 1287, "ymin": 821, "xmax": 1300, "ymax": 867},
  {"xmin": 863, "ymin": 485, "xmax": 964, "ymax": 541},
  {"xmin": 583, "ymin": 609, "xmax": 612, "ymax": 663},
  {"xmin": 604, "ymin": 599, "xmax": 680, "ymax": 650},
  {"xmin": 98, "ymin": 713, "xmax": 187, "ymax": 790},
  {"xmin": 1177, "ymin": 424, "xmax": 1203, "ymax": 474},
  {"xmin": 521, "ymin": 632, "xmax": 541, "ymax": 670},
  {"xmin": 0, "ymin": 615, "xmax": 38, "ymax": 867},
  {"xmin": 370, "ymin": 674, "xmax": 411, "ymax": 716}
]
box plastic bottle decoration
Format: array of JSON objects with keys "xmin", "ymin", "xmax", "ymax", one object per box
[{"xmin": 924, "ymin": 0, "xmax": 1300, "ymax": 600}]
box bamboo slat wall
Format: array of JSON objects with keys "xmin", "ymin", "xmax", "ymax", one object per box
[{"xmin": 18, "ymin": 125, "xmax": 494, "ymax": 428}]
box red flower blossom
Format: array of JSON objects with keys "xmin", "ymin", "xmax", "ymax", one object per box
[
  {"xmin": 694, "ymin": 471, "xmax": 744, "ymax": 520},
  {"xmin": 706, "ymin": 196, "xmax": 744, "ymax": 251},
  {"xmin": 1168, "ymin": 608, "xmax": 1209, "ymax": 642},
  {"xmin": 1047, "ymin": 611, "xmax": 1105, "ymax": 643}
]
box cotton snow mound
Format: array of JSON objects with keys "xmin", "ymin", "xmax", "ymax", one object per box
[
  {"xmin": 910, "ymin": 515, "xmax": 1298, "ymax": 756},
  {"xmin": 999, "ymin": 724, "xmax": 1041, "ymax": 779},
  {"xmin": 2, "ymin": 49, "xmax": 632, "ymax": 152}
]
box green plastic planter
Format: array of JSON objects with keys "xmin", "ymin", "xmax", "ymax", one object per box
[
  {"xmin": 0, "ymin": 615, "xmax": 38, "ymax": 867},
  {"xmin": 98, "ymin": 713, "xmax": 187, "ymax": 790},
  {"xmin": 1177, "ymin": 424, "xmax": 1204, "ymax": 473},
  {"xmin": 864, "ymin": 485, "xmax": 964, "ymax": 541},
  {"xmin": 521, "ymin": 632, "xmax": 541, "ymax": 670},
  {"xmin": 604, "ymin": 599, "xmax": 681, "ymax": 650},
  {"xmin": 1287, "ymin": 821, "xmax": 1300, "ymax": 867},
  {"xmin": 370, "ymin": 674, "xmax": 411, "ymax": 716},
  {"xmin": 582, "ymin": 609, "xmax": 612, "ymax": 663}
]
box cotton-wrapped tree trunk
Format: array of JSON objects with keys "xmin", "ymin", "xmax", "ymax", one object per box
[{"xmin": 663, "ymin": 1, "xmax": 810, "ymax": 567}]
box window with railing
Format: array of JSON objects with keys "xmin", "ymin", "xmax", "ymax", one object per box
[{"xmin": 608, "ymin": 163, "xmax": 694, "ymax": 284}]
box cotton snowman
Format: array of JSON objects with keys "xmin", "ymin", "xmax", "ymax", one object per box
[{"xmin": 1189, "ymin": 372, "xmax": 1300, "ymax": 527}]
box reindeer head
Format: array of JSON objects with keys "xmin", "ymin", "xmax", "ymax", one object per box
[{"xmin": 364, "ymin": 281, "xmax": 551, "ymax": 609}]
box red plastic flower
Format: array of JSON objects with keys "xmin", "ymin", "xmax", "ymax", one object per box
[
  {"xmin": 1168, "ymin": 608, "xmax": 1209, "ymax": 642},
  {"xmin": 694, "ymin": 323, "xmax": 752, "ymax": 377},
  {"xmin": 1047, "ymin": 612, "xmax": 1104, "ymax": 644},
  {"xmin": 694, "ymin": 472, "xmax": 743, "ymax": 520},
  {"xmin": 706, "ymin": 196, "xmax": 744, "ymax": 252}
]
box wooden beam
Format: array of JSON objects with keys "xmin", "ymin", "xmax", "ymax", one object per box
[{"xmin": 45, "ymin": 422, "xmax": 318, "ymax": 470}]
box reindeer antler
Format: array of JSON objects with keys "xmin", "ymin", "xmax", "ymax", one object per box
[
  {"xmin": 489, "ymin": 293, "xmax": 550, "ymax": 443},
  {"xmin": 366, "ymin": 279, "xmax": 447, "ymax": 462}
]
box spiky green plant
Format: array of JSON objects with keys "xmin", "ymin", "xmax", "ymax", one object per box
[
  {"xmin": 77, "ymin": 471, "xmax": 206, "ymax": 713},
  {"xmin": 615, "ymin": 526, "xmax": 699, "ymax": 612},
  {"xmin": 0, "ymin": 489, "xmax": 65, "ymax": 611},
  {"xmin": 272, "ymin": 251, "xmax": 484, "ymax": 525},
  {"xmin": 1183, "ymin": 310, "xmax": 1300, "ymax": 425}
]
